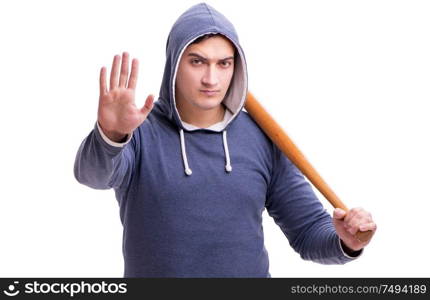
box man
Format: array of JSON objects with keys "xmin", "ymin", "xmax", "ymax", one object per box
[{"xmin": 74, "ymin": 2, "xmax": 376, "ymax": 277}]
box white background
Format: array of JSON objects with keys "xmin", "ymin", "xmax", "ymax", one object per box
[{"xmin": 1, "ymin": 0, "xmax": 429, "ymax": 277}]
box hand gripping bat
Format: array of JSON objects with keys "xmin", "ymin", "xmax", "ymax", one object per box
[{"xmin": 244, "ymin": 92, "xmax": 372, "ymax": 243}]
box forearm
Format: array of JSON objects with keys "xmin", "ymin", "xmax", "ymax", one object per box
[{"xmin": 74, "ymin": 122, "xmax": 128, "ymax": 190}]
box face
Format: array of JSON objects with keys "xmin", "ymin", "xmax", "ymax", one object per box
[{"xmin": 175, "ymin": 35, "xmax": 235, "ymax": 112}]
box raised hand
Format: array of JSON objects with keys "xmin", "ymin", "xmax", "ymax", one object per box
[{"xmin": 98, "ymin": 52, "xmax": 154, "ymax": 142}]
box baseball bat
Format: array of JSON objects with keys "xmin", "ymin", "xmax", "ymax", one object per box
[{"xmin": 244, "ymin": 91, "xmax": 372, "ymax": 243}]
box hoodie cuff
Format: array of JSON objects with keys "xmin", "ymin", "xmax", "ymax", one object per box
[
  {"xmin": 96, "ymin": 121, "xmax": 133, "ymax": 148},
  {"xmin": 338, "ymin": 237, "xmax": 363, "ymax": 259}
]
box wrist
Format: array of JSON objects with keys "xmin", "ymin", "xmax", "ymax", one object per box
[
  {"xmin": 107, "ymin": 132, "xmax": 129, "ymax": 143},
  {"xmin": 98, "ymin": 122, "xmax": 129, "ymax": 143},
  {"xmin": 340, "ymin": 239, "xmax": 362, "ymax": 256},
  {"xmin": 105, "ymin": 131, "xmax": 128, "ymax": 143}
]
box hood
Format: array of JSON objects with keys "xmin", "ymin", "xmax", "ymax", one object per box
[
  {"xmin": 156, "ymin": 2, "xmax": 248, "ymax": 176},
  {"xmin": 157, "ymin": 2, "xmax": 248, "ymax": 132}
]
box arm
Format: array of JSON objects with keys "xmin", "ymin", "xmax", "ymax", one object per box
[
  {"xmin": 73, "ymin": 51, "xmax": 153, "ymax": 190},
  {"xmin": 265, "ymin": 144, "xmax": 362, "ymax": 264},
  {"xmin": 73, "ymin": 121, "xmax": 135, "ymax": 190}
]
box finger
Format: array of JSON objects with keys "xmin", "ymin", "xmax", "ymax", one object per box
[
  {"xmin": 359, "ymin": 222, "xmax": 377, "ymax": 232},
  {"xmin": 346, "ymin": 218, "xmax": 361, "ymax": 235},
  {"xmin": 348, "ymin": 210, "xmax": 372, "ymax": 230},
  {"xmin": 110, "ymin": 54, "xmax": 121, "ymax": 91},
  {"xmin": 119, "ymin": 52, "xmax": 129, "ymax": 88},
  {"xmin": 344, "ymin": 207, "xmax": 362, "ymax": 224},
  {"xmin": 99, "ymin": 66, "xmax": 107, "ymax": 96},
  {"xmin": 333, "ymin": 208, "xmax": 346, "ymax": 220},
  {"xmin": 140, "ymin": 94, "xmax": 154, "ymax": 115},
  {"xmin": 356, "ymin": 210, "xmax": 373, "ymax": 224},
  {"xmin": 128, "ymin": 58, "xmax": 139, "ymax": 89},
  {"xmin": 347, "ymin": 210, "xmax": 372, "ymax": 234}
]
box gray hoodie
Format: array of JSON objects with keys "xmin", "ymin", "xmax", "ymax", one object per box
[{"xmin": 74, "ymin": 2, "xmax": 361, "ymax": 277}]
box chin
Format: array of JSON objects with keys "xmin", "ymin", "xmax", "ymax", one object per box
[{"xmin": 194, "ymin": 96, "xmax": 224, "ymax": 110}]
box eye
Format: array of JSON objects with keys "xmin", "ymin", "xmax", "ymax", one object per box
[
  {"xmin": 220, "ymin": 61, "xmax": 232, "ymax": 68},
  {"xmin": 191, "ymin": 59, "xmax": 202, "ymax": 65}
]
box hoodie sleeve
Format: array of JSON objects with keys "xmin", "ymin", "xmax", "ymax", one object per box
[
  {"xmin": 265, "ymin": 144, "xmax": 362, "ymax": 264},
  {"xmin": 73, "ymin": 122, "xmax": 136, "ymax": 190}
]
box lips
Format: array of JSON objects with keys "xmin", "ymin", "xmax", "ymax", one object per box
[{"xmin": 200, "ymin": 90, "xmax": 220, "ymax": 96}]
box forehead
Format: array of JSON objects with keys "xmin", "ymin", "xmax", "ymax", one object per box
[{"xmin": 184, "ymin": 36, "xmax": 235, "ymax": 57}]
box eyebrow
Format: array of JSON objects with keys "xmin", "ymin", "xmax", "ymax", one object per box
[{"xmin": 187, "ymin": 52, "xmax": 234, "ymax": 62}]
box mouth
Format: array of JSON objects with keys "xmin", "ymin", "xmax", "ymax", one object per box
[{"xmin": 200, "ymin": 90, "xmax": 220, "ymax": 96}]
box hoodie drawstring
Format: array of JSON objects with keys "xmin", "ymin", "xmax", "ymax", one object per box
[
  {"xmin": 179, "ymin": 129, "xmax": 193, "ymax": 176},
  {"xmin": 222, "ymin": 130, "xmax": 232, "ymax": 172},
  {"xmin": 179, "ymin": 128, "xmax": 232, "ymax": 176}
]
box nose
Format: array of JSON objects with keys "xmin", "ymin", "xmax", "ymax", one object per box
[{"xmin": 201, "ymin": 65, "xmax": 219, "ymax": 86}]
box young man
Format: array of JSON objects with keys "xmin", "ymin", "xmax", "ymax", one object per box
[{"xmin": 74, "ymin": 2, "xmax": 376, "ymax": 277}]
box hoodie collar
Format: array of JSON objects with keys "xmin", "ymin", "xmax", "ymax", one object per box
[{"xmin": 181, "ymin": 107, "xmax": 233, "ymax": 131}]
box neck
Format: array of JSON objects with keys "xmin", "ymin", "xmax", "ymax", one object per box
[{"xmin": 177, "ymin": 101, "xmax": 226, "ymax": 128}]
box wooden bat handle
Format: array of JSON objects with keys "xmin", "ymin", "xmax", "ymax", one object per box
[{"xmin": 244, "ymin": 92, "xmax": 372, "ymax": 243}]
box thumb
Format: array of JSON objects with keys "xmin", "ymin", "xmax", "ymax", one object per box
[
  {"xmin": 333, "ymin": 208, "xmax": 347, "ymax": 220},
  {"xmin": 140, "ymin": 94, "xmax": 155, "ymax": 115}
]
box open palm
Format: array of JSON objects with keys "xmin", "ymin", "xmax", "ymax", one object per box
[{"xmin": 98, "ymin": 52, "xmax": 154, "ymax": 141}]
